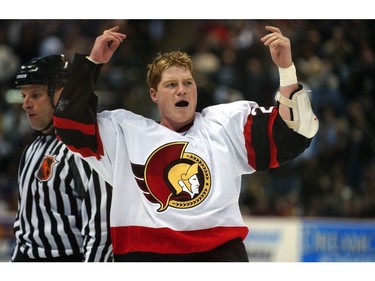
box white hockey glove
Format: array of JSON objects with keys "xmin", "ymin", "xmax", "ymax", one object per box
[{"xmin": 275, "ymin": 88, "xmax": 319, "ymax": 139}]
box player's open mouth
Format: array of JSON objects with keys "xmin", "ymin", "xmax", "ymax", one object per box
[{"xmin": 175, "ymin": 101, "xmax": 189, "ymax": 107}]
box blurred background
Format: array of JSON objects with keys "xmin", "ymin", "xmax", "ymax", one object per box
[{"xmin": 0, "ymin": 19, "xmax": 374, "ymax": 261}]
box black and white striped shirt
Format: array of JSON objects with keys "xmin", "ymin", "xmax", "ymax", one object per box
[{"xmin": 11, "ymin": 132, "xmax": 112, "ymax": 261}]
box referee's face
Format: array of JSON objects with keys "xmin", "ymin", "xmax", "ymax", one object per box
[{"xmin": 21, "ymin": 85, "xmax": 54, "ymax": 132}]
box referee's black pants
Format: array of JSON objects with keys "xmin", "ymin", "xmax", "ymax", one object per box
[{"xmin": 12, "ymin": 249, "xmax": 83, "ymax": 262}]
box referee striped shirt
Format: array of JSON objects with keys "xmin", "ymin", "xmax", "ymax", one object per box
[{"xmin": 11, "ymin": 132, "xmax": 112, "ymax": 262}]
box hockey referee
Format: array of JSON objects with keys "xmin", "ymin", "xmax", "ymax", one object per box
[{"xmin": 10, "ymin": 55, "xmax": 113, "ymax": 262}]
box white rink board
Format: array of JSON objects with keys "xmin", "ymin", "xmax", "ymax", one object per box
[{"xmin": 243, "ymin": 216, "xmax": 301, "ymax": 262}]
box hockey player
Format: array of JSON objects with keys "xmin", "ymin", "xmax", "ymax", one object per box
[
  {"xmin": 53, "ymin": 25, "xmax": 319, "ymax": 261},
  {"xmin": 11, "ymin": 55, "xmax": 113, "ymax": 262}
]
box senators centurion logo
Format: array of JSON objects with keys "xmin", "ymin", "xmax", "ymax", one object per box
[
  {"xmin": 36, "ymin": 155, "xmax": 58, "ymax": 182},
  {"xmin": 131, "ymin": 142, "xmax": 211, "ymax": 212}
]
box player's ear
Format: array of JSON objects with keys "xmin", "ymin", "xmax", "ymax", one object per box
[{"xmin": 150, "ymin": 88, "xmax": 158, "ymax": 103}]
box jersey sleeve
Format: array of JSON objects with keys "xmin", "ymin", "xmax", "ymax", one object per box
[
  {"xmin": 203, "ymin": 99, "xmax": 312, "ymax": 172},
  {"xmin": 245, "ymin": 105, "xmax": 311, "ymax": 171},
  {"xmin": 54, "ymin": 53, "xmax": 104, "ymax": 160}
]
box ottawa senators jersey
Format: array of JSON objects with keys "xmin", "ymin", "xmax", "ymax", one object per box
[{"xmin": 54, "ymin": 54, "xmax": 311, "ymax": 261}]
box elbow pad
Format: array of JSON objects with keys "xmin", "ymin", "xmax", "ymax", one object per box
[{"xmin": 275, "ymin": 88, "xmax": 319, "ymax": 139}]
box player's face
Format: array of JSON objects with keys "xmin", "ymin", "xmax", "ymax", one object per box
[
  {"xmin": 150, "ymin": 66, "xmax": 197, "ymax": 131},
  {"xmin": 21, "ymin": 85, "xmax": 59, "ymax": 133}
]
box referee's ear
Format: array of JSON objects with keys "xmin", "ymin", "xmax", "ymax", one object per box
[{"xmin": 53, "ymin": 87, "xmax": 64, "ymax": 108}]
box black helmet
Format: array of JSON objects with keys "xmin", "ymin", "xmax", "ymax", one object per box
[{"xmin": 15, "ymin": 54, "xmax": 70, "ymax": 95}]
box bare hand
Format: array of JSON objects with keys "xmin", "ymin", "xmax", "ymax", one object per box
[
  {"xmin": 261, "ymin": 26, "xmax": 292, "ymax": 68},
  {"xmin": 89, "ymin": 26, "xmax": 126, "ymax": 64}
]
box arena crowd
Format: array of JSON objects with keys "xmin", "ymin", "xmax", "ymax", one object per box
[{"xmin": 1, "ymin": 19, "xmax": 374, "ymax": 218}]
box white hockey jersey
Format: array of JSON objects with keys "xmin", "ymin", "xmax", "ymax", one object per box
[{"xmin": 54, "ymin": 54, "xmax": 313, "ymax": 258}]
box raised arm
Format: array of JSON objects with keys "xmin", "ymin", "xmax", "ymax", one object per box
[
  {"xmin": 54, "ymin": 26, "xmax": 126, "ymax": 161},
  {"xmin": 88, "ymin": 26, "xmax": 126, "ymax": 64},
  {"xmin": 261, "ymin": 25, "xmax": 319, "ymax": 139}
]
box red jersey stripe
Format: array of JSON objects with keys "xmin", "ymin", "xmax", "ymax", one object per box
[
  {"xmin": 111, "ymin": 225, "xmax": 249, "ymax": 254},
  {"xmin": 54, "ymin": 116, "xmax": 96, "ymax": 135},
  {"xmin": 243, "ymin": 115, "xmax": 257, "ymax": 170},
  {"xmin": 268, "ymin": 109, "xmax": 280, "ymax": 169}
]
